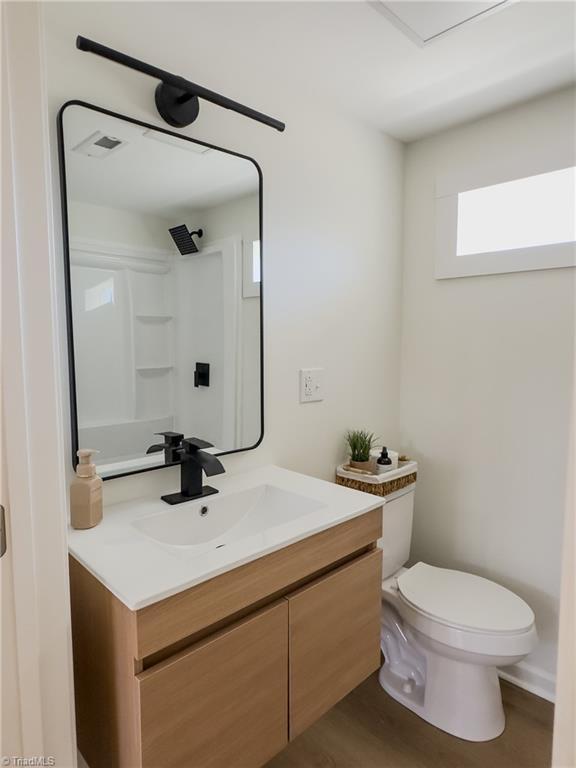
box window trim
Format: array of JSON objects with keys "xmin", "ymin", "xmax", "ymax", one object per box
[{"xmin": 435, "ymin": 166, "xmax": 576, "ymax": 280}]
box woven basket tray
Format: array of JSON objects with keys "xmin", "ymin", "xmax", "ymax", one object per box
[{"xmin": 335, "ymin": 471, "xmax": 417, "ymax": 498}]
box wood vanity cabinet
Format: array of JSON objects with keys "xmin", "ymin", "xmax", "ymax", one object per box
[
  {"xmin": 139, "ymin": 602, "xmax": 288, "ymax": 768},
  {"xmin": 288, "ymin": 551, "xmax": 383, "ymax": 738},
  {"xmin": 69, "ymin": 508, "xmax": 382, "ymax": 768}
]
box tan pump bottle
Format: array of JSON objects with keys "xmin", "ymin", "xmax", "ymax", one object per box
[{"xmin": 70, "ymin": 449, "xmax": 103, "ymax": 529}]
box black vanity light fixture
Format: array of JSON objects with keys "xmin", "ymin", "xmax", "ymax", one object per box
[
  {"xmin": 169, "ymin": 225, "xmax": 203, "ymax": 255},
  {"xmin": 76, "ymin": 36, "xmax": 286, "ymax": 132}
]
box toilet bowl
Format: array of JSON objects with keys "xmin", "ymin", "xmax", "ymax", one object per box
[
  {"xmin": 379, "ymin": 562, "xmax": 537, "ymax": 741},
  {"xmin": 375, "ymin": 464, "xmax": 538, "ymax": 742}
]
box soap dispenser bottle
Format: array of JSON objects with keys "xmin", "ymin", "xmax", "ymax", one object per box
[
  {"xmin": 376, "ymin": 447, "xmax": 393, "ymax": 474},
  {"xmin": 70, "ymin": 449, "xmax": 103, "ymax": 529}
]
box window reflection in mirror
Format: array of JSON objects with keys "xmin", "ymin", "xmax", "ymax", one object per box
[{"xmin": 59, "ymin": 103, "xmax": 263, "ymax": 478}]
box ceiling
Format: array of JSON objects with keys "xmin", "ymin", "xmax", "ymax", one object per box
[
  {"xmin": 142, "ymin": 0, "xmax": 575, "ymax": 142},
  {"xmin": 63, "ymin": 105, "xmax": 259, "ymax": 216},
  {"xmin": 48, "ymin": 1, "xmax": 576, "ymax": 143}
]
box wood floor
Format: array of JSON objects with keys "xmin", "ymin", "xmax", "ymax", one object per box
[{"xmin": 267, "ymin": 674, "xmax": 554, "ymax": 768}]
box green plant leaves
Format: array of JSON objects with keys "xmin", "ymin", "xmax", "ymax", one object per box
[{"xmin": 345, "ymin": 430, "xmax": 379, "ymax": 462}]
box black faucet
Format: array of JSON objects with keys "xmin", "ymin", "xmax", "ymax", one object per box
[
  {"xmin": 146, "ymin": 431, "xmax": 184, "ymax": 464},
  {"xmin": 160, "ymin": 437, "xmax": 225, "ymax": 505}
]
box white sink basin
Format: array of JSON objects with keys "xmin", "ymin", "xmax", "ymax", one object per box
[
  {"xmin": 69, "ymin": 465, "xmax": 383, "ymax": 609},
  {"xmin": 132, "ymin": 484, "xmax": 327, "ymax": 550}
]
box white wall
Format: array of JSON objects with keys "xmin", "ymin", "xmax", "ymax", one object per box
[
  {"xmin": 41, "ymin": 2, "xmax": 404, "ymax": 503},
  {"xmin": 69, "ymin": 199, "xmax": 174, "ymax": 251},
  {"xmin": 40, "ymin": 1, "xmax": 573, "ymax": 706},
  {"xmin": 400, "ymin": 87, "xmax": 576, "ymax": 699},
  {"xmin": 3, "ymin": 3, "xmax": 76, "ymax": 761}
]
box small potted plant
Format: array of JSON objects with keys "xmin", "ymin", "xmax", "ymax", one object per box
[{"xmin": 345, "ymin": 429, "xmax": 378, "ymax": 471}]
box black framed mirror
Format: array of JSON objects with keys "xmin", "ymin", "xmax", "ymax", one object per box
[{"xmin": 58, "ymin": 101, "xmax": 263, "ymax": 479}]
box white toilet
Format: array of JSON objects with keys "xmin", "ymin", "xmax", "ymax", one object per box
[{"xmin": 378, "ymin": 465, "xmax": 537, "ymax": 742}]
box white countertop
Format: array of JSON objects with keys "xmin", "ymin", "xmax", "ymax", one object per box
[{"xmin": 68, "ymin": 465, "xmax": 383, "ymax": 611}]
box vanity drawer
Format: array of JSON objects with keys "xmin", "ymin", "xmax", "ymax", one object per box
[
  {"xmin": 137, "ymin": 601, "xmax": 288, "ymax": 768},
  {"xmin": 287, "ymin": 548, "xmax": 382, "ymax": 738}
]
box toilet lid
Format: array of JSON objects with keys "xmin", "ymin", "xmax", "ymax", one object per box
[{"xmin": 397, "ymin": 562, "xmax": 535, "ymax": 634}]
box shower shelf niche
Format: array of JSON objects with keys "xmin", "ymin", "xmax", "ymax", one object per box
[{"xmin": 135, "ymin": 364, "xmax": 174, "ymax": 372}]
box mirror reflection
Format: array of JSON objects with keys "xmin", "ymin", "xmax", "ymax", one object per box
[{"xmin": 60, "ymin": 104, "xmax": 262, "ymax": 478}]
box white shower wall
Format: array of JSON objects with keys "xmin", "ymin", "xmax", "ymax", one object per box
[
  {"xmin": 71, "ymin": 263, "xmax": 132, "ymax": 426},
  {"xmin": 69, "ymin": 198, "xmax": 260, "ymax": 459},
  {"xmin": 173, "ymin": 246, "xmax": 226, "ymax": 447},
  {"xmin": 70, "ymin": 201, "xmax": 176, "ymax": 460},
  {"xmin": 198, "ymin": 194, "xmax": 261, "ymax": 448}
]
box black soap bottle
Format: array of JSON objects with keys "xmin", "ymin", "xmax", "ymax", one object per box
[{"xmin": 376, "ymin": 447, "xmax": 392, "ymax": 474}]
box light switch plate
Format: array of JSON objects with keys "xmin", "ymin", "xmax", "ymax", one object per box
[{"xmin": 299, "ymin": 368, "xmax": 324, "ymax": 403}]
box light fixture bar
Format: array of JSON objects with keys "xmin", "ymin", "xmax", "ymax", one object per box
[{"xmin": 76, "ymin": 36, "xmax": 286, "ymax": 132}]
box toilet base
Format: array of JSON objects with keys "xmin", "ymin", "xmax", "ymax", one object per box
[
  {"xmin": 380, "ymin": 603, "xmax": 506, "ymax": 742},
  {"xmin": 379, "ymin": 655, "xmax": 505, "ymax": 742}
]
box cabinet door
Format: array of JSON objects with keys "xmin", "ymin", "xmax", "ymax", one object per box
[
  {"xmin": 138, "ymin": 601, "xmax": 288, "ymax": 768},
  {"xmin": 288, "ymin": 549, "xmax": 382, "ymax": 738}
]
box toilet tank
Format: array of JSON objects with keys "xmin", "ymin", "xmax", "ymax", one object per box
[{"xmin": 379, "ymin": 464, "xmax": 417, "ymax": 579}]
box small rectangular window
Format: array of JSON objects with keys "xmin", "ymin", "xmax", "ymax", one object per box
[
  {"xmin": 85, "ymin": 277, "xmax": 115, "ymax": 311},
  {"xmin": 457, "ymin": 167, "xmax": 576, "ymax": 256},
  {"xmin": 243, "ymin": 239, "xmax": 261, "ymax": 297},
  {"xmin": 435, "ymin": 165, "xmax": 576, "ymax": 279}
]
